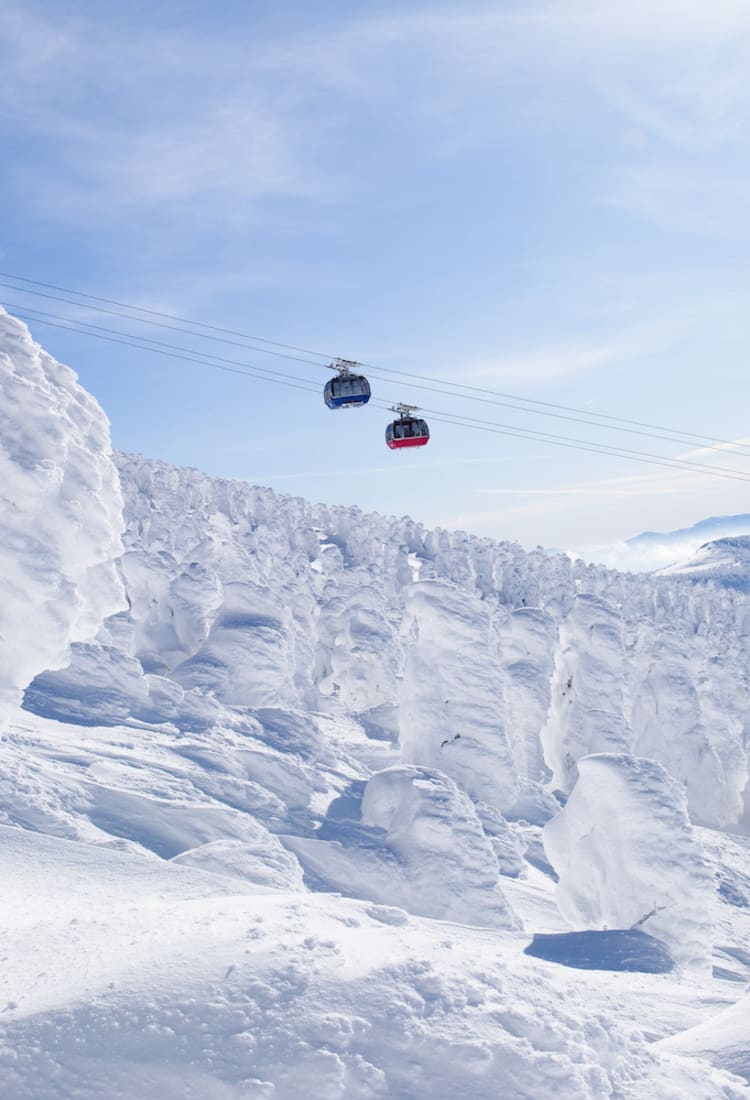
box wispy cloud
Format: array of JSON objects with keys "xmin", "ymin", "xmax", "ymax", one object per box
[
  {"xmin": 4, "ymin": 0, "xmax": 749, "ymax": 247},
  {"xmin": 453, "ymin": 338, "xmax": 635, "ymax": 387},
  {"xmin": 475, "ymin": 484, "xmax": 680, "ymax": 498},
  {"xmin": 442, "ymin": 431, "xmax": 750, "ymax": 551},
  {"xmin": 601, "ymin": 162, "xmax": 750, "ymax": 238},
  {"xmin": 254, "ymin": 452, "xmax": 547, "ymax": 483}
]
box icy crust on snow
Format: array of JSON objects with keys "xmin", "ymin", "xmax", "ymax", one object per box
[
  {"xmin": 543, "ymin": 754, "xmax": 715, "ymax": 971},
  {"xmin": 37, "ymin": 451, "xmax": 750, "ymax": 830},
  {"xmin": 0, "ymin": 308, "xmax": 124, "ymax": 720}
]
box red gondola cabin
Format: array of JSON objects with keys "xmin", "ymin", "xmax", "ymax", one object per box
[{"xmin": 386, "ymin": 414, "xmax": 430, "ymax": 450}]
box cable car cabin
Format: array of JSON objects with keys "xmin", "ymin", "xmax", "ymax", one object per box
[
  {"xmin": 386, "ymin": 416, "xmax": 430, "ymax": 450},
  {"xmin": 324, "ymin": 373, "xmax": 371, "ymax": 409}
]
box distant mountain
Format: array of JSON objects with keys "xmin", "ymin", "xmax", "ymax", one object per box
[
  {"xmin": 658, "ymin": 535, "xmax": 750, "ymax": 589},
  {"xmin": 585, "ymin": 513, "xmax": 750, "ymax": 573},
  {"xmin": 628, "ymin": 514, "xmax": 750, "ymax": 552}
]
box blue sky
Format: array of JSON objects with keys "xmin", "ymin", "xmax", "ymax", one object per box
[{"xmin": 2, "ymin": 0, "xmax": 750, "ymax": 558}]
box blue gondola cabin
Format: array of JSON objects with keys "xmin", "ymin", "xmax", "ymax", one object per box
[{"xmin": 324, "ymin": 371, "xmax": 371, "ymax": 409}]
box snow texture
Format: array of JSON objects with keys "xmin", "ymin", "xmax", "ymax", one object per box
[
  {"xmin": 0, "ymin": 308, "xmax": 124, "ymax": 722},
  {"xmin": 660, "ymin": 991, "xmax": 750, "ymax": 1083}
]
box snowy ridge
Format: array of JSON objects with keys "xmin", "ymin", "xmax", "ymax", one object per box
[{"xmin": 3, "ymin": 313, "xmax": 750, "ymax": 1097}]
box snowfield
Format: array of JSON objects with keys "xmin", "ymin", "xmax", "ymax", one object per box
[{"xmin": 3, "ymin": 306, "xmax": 750, "ymax": 1097}]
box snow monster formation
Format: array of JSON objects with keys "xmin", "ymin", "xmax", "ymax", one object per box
[{"xmin": 0, "ymin": 307, "xmax": 124, "ymax": 724}]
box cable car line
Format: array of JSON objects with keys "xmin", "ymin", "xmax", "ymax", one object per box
[
  {"xmin": 1, "ymin": 270, "xmax": 747, "ymax": 459},
  {"xmin": 11, "ymin": 306, "xmax": 750, "ymax": 484},
  {"xmin": 335, "ymin": 367, "xmax": 750, "ymax": 458},
  {"xmin": 0, "ymin": 271, "xmax": 335, "ymax": 361},
  {"xmin": 9, "ymin": 310, "xmax": 323, "ymax": 397},
  {"xmin": 4, "ymin": 303, "xmax": 328, "ymax": 392},
  {"xmin": 0, "ymin": 282, "xmax": 330, "ymax": 372},
  {"xmin": 412, "ymin": 407, "xmax": 750, "ymax": 484},
  {"xmin": 8, "ymin": 278, "xmax": 749, "ymax": 459},
  {"xmin": 350, "ymin": 363, "xmax": 750, "ymax": 457}
]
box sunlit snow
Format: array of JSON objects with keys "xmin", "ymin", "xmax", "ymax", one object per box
[{"xmin": 3, "ymin": 307, "xmax": 750, "ymax": 1098}]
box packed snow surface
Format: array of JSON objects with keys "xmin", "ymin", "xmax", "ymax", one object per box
[{"xmin": 3, "ymin": 312, "xmax": 750, "ymax": 1097}]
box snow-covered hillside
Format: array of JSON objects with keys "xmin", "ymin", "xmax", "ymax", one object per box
[
  {"xmin": 3, "ymin": 307, "xmax": 750, "ymax": 1098},
  {"xmin": 658, "ymin": 535, "xmax": 750, "ymax": 590},
  {"xmin": 589, "ymin": 513, "xmax": 750, "ymax": 573}
]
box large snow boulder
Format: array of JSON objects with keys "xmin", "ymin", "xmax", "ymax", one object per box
[
  {"xmin": 170, "ymin": 581, "xmax": 299, "ymax": 707},
  {"xmin": 360, "ymin": 765, "xmax": 519, "ymax": 928},
  {"xmin": 543, "ymin": 753, "xmax": 715, "ymax": 971},
  {"xmin": 0, "ymin": 310, "xmax": 124, "ymax": 722},
  {"xmin": 23, "ymin": 643, "xmax": 152, "ymax": 725},
  {"xmin": 284, "ymin": 766, "xmax": 519, "ymax": 928},
  {"xmin": 498, "ymin": 606, "xmax": 557, "ymax": 784}
]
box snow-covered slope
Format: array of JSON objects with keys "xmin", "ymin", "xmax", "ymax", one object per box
[
  {"xmin": 658, "ymin": 535, "xmax": 750, "ymax": 590},
  {"xmin": 3, "ymin": 312, "xmax": 750, "ymax": 1098}
]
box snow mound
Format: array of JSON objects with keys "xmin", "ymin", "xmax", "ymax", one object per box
[
  {"xmin": 543, "ymin": 754, "xmax": 715, "ymax": 971},
  {"xmin": 0, "ymin": 308, "xmax": 124, "ymax": 722},
  {"xmin": 171, "ymin": 828, "xmax": 305, "ymax": 890},
  {"xmin": 541, "ymin": 594, "xmax": 631, "ymax": 792},
  {"xmin": 659, "ymin": 992, "xmax": 750, "ymax": 1084},
  {"xmin": 630, "ymin": 630, "xmax": 745, "ymax": 827}
]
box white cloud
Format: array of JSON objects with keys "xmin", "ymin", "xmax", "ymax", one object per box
[{"xmin": 454, "ymin": 339, "xmax": 634, "ymax": 386}]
